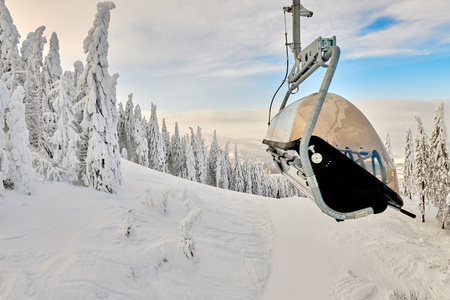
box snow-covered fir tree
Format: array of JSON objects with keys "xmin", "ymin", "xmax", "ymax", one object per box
[
  {"xmin": 47, "ymin": 75, "xmax": 79, "ymax": 182},
  {"xmin": 222, "ymin": 143, "xmax": 232, "ymax": 189},
  {"xmin": 207, "ymin": 130, "xmax": 220, "ymax": 186},
  {"xmin": 73, "ymin": 60, "xmax": 84, "ymax": 91},
  {"xmin": 169, "ymin": 122, "xmax": 183, "ymax": 176},
  {"xmin": 218, "ymin": 149, "xmax": 230, "ymax": 189},
  {"xmin": 414, "ymin": 116, "xmax": 430, "ymax": 223},
  {"xmin": 133, "ymin": 104, "xmax": 149, "ymax": 167},
  {"xmin": 20, "ymin": 26, "xmax": 47, "ymax": 148},
  {"xmin": 5, "ymin": 86, "xmax": 33, "ymax": 195},
  {"xmin": 0, "ymin": 81, "xmax": 9, "ymax": 196},
  {"xmin": 242, "ymin": 157, "xmax": 252, "ymax": 194},
  {"xmin": 42, "ymin": 32, "xmax": 62, "ymax": 93},
  {"xmin": 76, "ymin": 2, "xmax": 122, "ymax": 193},
  {"xmin": 161, "ymin": 118, "xmax": 171, "ymax": 168},
  {"xmin": 185, "ymin": 135, "xmax": 197, "ymax": 182},
  {"xmin": 117, "ymin": 102, "xmax": 126, "ymax": 155},
  {"xmin": 384, "ymin": 132, "xmax": 394, "ymax": 162},
  {"xmin": 147, "ymin": 102, "xmax": 167, "ymax": 172},
  {"xmin": 402, "ymin": 127, "xmax": 416, "ymax": 201},
  {"xmin": 251, "ymin": 158, "xmax": 263, "ymax": 196},
  {"xmin": 124, "ymin": 93, "xmax": 135, "ymax": 161},
  {"xmin": 429, "ymin": 102, "xmax": 450, "ymax": 229},
  {"xmin": 231, "ymin": 143, "xmax": 244, "ymax": 192},
  {"xmin": 192, "ymin": 126, "xmax": 207, "ymax": 184},
  {"xmin": 0, "ymin": 0, "xmax": 22, "ymax": 95}
]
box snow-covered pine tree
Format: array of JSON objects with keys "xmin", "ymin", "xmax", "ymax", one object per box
[
  {"xmin": 47, "ymin": 74, "xmax": 80, "ymax": 182},
  {"xmin": 20, "ymin": 26, "xmax": 47, "ymax": 148},
  {"xmin": 222, "ymin": 142, "xmax": 232, "ymax": 190},
  {"xmin": 429, "ymin": 102, "xmax": 450, "ymax": 229},
  {"xmin": 231, "ymin": 144, "xmax": 244, "ymax": 192},
  {"xmin": 0, "ymin": 81, "xmax": 9, "ymax": 196},
  {"xmin": 169, "ymin": 122, "xmax": 183, "ymax": 176},
  {"xmin": 76, "ymin": 2, "xmax": 122, "ymax": 193},
  {"xmin": 5, "ymin": 86, "xmax": 33, "ymax": 194},
  {"xmin": 207, "ymin": 130, "xmax": 220, "ymax": 186},
  {"xmin": 414, "ymin": 116, "xmax": 430, "ymax": 223},
  {"xmin": 42, "ymin": 32, "xmax": 62, "ymax": 93},
  {"xmin": 402, "ymin": 127, "xmax": 416, "ymax": 201},
  {"xmin": 242, "ymin": 157, "xmax": 252, "ymax": 194},
  {"xmin": 179, "ymin": 134, "xmax": 188, "ymax": 178},
  {"xmin": 260, "ymin": 163, "xmax": 269, "ymax": 197},
  {"xmin": 133, "ymin": 104, "xmax": 149, "ymax": 167},
  {"xmin": 40, "ymin": 32, "xmax": 63, "ymax": 158},
  {"xmin": 215, "ymin": 149, "xmax": 223, "ymax": 188},
  {"xmin": 194, "ymin": 126, "xmax": 208, "ymax": 184},
  {"xmin": 147, "ymin": 102, "xmax": 167, "ymax": 172},
  {"xmin": 117, "ymin": 102, "xmax": 126, "ymax": 153},
  {"xmin": 218, "ymin": 149, "xmax": 230, "ymax": 189},
  {"xmin": 251, "ymin": 158, "xmax": 263, "ymax": 196},
  {"xmin": 384, "ymin": 132, "xmax": 394, "ymax": 162},
  {"xmin": 185, "ymin": 135, "xmax": 197, "ymax": 182},
  {"xmin": 124, "ymin": 93, "xmax": 135, "ymax": 161},
  {"xmin": 0, "ymin": 0, "xmax": 22, "ymax": 95},
  {"xmin": 73, "ymin": 60, "xmax": 84, "ymax": 91},
  {"xmin": 161, "ymin": 118, "xmax": 171, "ymax": 169}
]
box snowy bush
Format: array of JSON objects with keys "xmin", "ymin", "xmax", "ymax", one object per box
[
  {"xmin": 179, "ymin": 208, "xmax": 202, "ymax": 263},
  {"xmin": 143, "ymin": 188, "xmax": 169, "ymax": 215}
]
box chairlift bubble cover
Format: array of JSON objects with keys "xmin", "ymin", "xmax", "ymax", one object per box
[{"xmin": 264, "ymin": 93, "xmax": 403, "ymax": 214}]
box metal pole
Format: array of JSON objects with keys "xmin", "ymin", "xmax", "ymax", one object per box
[{"xmin": 292, "ymin": 0, "xmax": 301, "ymax": 59}]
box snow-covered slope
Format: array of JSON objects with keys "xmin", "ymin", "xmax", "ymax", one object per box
[
  {"xmin": 0, "ymin": 160, "xmax": 272, "ymax": 299},
  {"xmin": 1, "ymin": 159, "xmax": 449, "ymax": 299}
]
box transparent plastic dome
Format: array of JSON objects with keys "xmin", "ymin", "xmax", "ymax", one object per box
[{"xmin": 264, "ymin": 92, "xmax": 399, "ymax": 193}]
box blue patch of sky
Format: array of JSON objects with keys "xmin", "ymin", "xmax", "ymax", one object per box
[{"xmin": 359, "ymin": 16, "xmax": 400, "ymax": 36}]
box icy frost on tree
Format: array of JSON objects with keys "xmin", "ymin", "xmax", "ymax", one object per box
[
  {"xmin": 0, "ymin": 0, "xmax": 22, "ymax": 95},
  {"xmin": 5, "ymin": 86, "xmax": 33, "ymax": 195},
  {"xmin": 76, "ymin": 2, "xmax": 122, "ymax": 193},
  {"xmin": 0, "ymin": 81, "xmax": 9, "ymax": 196},
  {"xmin": 429, "ymin": 102, "xmax": 450, "ymax": 229},
  {"xmin": 402, "ymin": 127, "xmax": 416, "ymax": 201},
  {"xmin": 414, "ymin": 116, "xmax": 430, "ymax": 223}
]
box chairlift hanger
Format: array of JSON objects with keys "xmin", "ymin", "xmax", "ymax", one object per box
[{"xmin": 263, "ymin": 0, "xmax": 415, "ymax": 221}]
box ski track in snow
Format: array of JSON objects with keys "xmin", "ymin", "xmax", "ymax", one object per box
[
  {"xmin": 1, "ymin": 159, "xmax": 450, "ymax": 299},
  {"xmin": 263, "ymin": 197, "xmax": 450, "ymax": 300}
]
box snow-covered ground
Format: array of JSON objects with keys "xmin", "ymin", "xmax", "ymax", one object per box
[{"xmin": 1, "ymin": 160, "xmax": 449, "ymax": 299}]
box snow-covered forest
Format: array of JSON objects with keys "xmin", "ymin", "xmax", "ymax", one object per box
[
  {"xmin": 400, "ymin": 102, "xmax": 450, "ymax": 230},
  {"xmin": 0, "ymin": 0, "xmax": 297, "ymax": 200}
]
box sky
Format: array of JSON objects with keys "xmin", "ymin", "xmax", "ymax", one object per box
[{"xmin": 5, "ymin": 0, "xmax": 450, "ymax": 151}]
